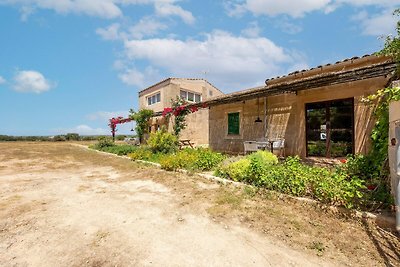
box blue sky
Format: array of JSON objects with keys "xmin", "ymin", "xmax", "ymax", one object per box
[{"xmin": 0, "ymin": 0, "xmax": 399, "ymax": 136}]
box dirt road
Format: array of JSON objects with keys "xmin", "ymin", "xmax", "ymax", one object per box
[{"xmin": 0, "ymin": 143, "xmax": 399, "ymax": 266}]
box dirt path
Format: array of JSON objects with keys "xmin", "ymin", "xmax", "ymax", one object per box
[{"xmin": 0, "ymin": 143, "xmax": 399, "ymax": 266}]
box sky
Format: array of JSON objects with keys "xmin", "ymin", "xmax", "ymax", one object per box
[{"xmin": 0, "ymin": 0, "xmax": 399, "ymax": 136}]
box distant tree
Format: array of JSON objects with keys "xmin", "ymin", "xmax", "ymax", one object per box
[
  {"xmin": 53, "ymin": 135, "xmax": 66, "ymax": 141},
  {"xmin": 116, "ymin": 135, "xmax": 126, "ymax": 141},
  {"xmin": 65, "ymin": 133, "xmax": 80, "ymax": 141}
]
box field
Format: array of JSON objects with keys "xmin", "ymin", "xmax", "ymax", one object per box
[{"xmin": 0, "ymin": 142, "xmax": 399, "ymax": 266}]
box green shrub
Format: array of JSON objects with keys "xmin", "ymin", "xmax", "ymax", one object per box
[
  {"xmin": 96, "ymin": 136, "xmax": 114, "ymax": 149},
  {"xmin": 192, "ymin": 148, "xmax": 225, "ymax": 171},
  {"xmin": 101, "ymin": 145, "xmax": 137, "ymax": 156},
  {"xmin": 159, "ymin": 151, "xmax": 196, "ymax": 171},
  {"xmin": 159, "ymin": 148, "xmax": 224, "ymax": 172},
  {"xmin": 223, "ymin": 158, "xmax": 251, "ymax": 182},
  {"xmin": 215, "ymin": 155, "xmax": 366, "ymax": 208},
  {"xmin": 65, "ymin": 133, "xmax": 80, "ymax": 141},
  {"xmin": 128, "ymin": 147, "xmax": 153, "ymax": 161},
  {"xmin": 147, "ymin": 131, "xmax": 178, "ymax": 154},
  {"xmin": 339, "ymin": 154, "xmax": 393, "ymax": 207},
  {"xmin": 116, "ymin": 135, "xmax": 126, "ymax": 141},
  {"xmin": 247, "ymin": 150, "xmax": 278, "ymax": 165}
]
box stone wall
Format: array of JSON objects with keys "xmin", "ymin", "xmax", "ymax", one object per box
[{"xmin": 209, "ymin": 76, "xmax": 389, "ymax": 157}]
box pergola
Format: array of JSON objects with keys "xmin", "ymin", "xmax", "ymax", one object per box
[{"xmin": 108, "ymin": 117, "xmax": 133, "ymax": 140}]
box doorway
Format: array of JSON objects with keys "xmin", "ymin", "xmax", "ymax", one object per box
[{"xmin": 306, "ymin": 98, "xmax": 354, "ymax": 158}]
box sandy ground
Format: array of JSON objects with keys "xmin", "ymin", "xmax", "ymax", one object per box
[{"xmin": 0, "ymin": 142, "xmax": 399, "ymax": 267}]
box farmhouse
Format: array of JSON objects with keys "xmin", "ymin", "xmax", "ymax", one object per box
[
  {"xmin": 138, "ymin": 78, "xmax": 224, "ymax": 145},
  {"xmin": 202, "ymin": 54, "xmax": 396, "ymax": 158}
]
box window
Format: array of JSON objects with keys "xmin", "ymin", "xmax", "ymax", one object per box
[
  {"xmin": 180, "ymin": 90, "xmax": 201, "ymax": 103},
  {"xmin": 188, "ymin": 92, "xmax": 194, "ymax": 102},
  {"xmin": 147, "ymin": 92, "xmax": 161, "ymax": 106},
  {"xmin": 228, "ymin": 112, "xmax": 240, "ymax": 135},
  {"xmin": 306, "ymin": 98, "xmax": 354, "ymax": 158},
  {"xmin": 180, "ymin": 90, "xmax": 187, "ymax": 99}
]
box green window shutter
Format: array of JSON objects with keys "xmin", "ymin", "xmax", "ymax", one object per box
[{"xmin": 228, "ymin": 112, "xmax": 240, "ymax": 135}]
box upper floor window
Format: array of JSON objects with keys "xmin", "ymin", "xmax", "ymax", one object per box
[
  {"xmin": 147, "ymin": 92, "xmax": 161, "ymax": 106},
  {"xmin": 180, "ymin": 90, "xmax": 202, "ymax": 103}
]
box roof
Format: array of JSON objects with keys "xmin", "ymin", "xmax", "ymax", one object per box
[
  {"xmin": 201, "ymin": 54, "xmax": 396, "ymax": 107},
  {"xmin": 138, "ymin": 77, "xmax": 223, "ymax": 96}
]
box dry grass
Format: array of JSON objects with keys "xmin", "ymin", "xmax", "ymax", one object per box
[{"xmin": 1, "ymin": 141, "xmax": 399, "ymax": 266}]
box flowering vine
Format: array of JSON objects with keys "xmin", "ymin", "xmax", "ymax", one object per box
[
  {"xmin": 162, "ymin": 97, "xmax": 205, "ymax": 137},
  {"xmin": 108, "ymin": 116, "xmax": 132, "ymax": 140}
]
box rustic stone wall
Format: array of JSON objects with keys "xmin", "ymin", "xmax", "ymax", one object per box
[{"xmin": 209, "ymin": 76, "xmax": 389, "ymax": 157}]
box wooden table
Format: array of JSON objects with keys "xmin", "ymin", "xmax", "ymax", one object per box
[{"xmin": 179, "ymin": 139, "xmax": 194, "ymax": 149}]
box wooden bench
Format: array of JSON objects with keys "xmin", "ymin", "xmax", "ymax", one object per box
[{"xmin": 179, "ymin": 139, "xmax": 194, "ymax": 149}]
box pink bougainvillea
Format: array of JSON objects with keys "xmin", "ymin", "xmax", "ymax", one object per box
[
  {"xmin": 108, "ymin": 116, "xmax": 132, "ymax": 139},
  {"xmin": 162, "ymin": 104, "xmax": 203, "ymax": 118},
  {"xmin": 162, "ymin": 99, "xmax": 206, "ymax": 136}
]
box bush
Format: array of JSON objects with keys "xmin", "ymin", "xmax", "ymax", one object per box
[
  {"xmin": 248, "ymin": 150, "xmax": 278, "ymax": 165},
  {"xmin": 192, "ymin": 148, "xmax": 225, "ymax": 171},
  {"xmin": 215, "ymin": 155, "xmax": 366, "ymax": 208},
  {"xmin": 116, "ymin": 135, "xmax": 126, "ymax": 141},
  {"xmin": 96, "ymin": 136, "xmax": 114, "ymax": 149},
  {"xmin": 159, "ymin": 150, "xmax": 197, "ymax": 171},
  {"xmin": 159, "ymin": 148, "xmax": 224, "ymax": 172},
  {"xmin": 339, "ymin": 154, "xmax": 393, "ymax": 208},
  {"xmin": 147, "ymin": 131, "xmax": 178, "ymax": 154},
  {"xmin": 218, "ymin": 158, "xmax": 251, "ymax": 182},
  {"xmin": 65, "ymin": 133, "xmax": 80, "ymax": 141},
  {"xmin": 101, "ymin": 145, "xmax": 137, "ymax": 156},
  {"xmin": 128, "ymin": 146, "xmax": 153, "ymax": 161}
]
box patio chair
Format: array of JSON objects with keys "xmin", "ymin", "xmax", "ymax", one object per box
[
  {"xmin": 243, "ymin": 141, "xmax": 259, "ymax": 154},
  {"xmin": 272, "ymin": 139, "xmax": 285, "ymax": 157}
]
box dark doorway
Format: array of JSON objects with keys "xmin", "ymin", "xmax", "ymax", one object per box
[{"xmin": 306, "ymin": 98, "xmax": 354, "ymax": 158}]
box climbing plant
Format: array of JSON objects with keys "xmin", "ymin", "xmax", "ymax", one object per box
[
  {"xmin": 129, "ymin": 108, "xmax": 154, "ymax": 143},
  {"xmin": 162, "ymin": 97, "xmax": 201, "ymax": 137},
  {"xmin": 363, "ymin": 87, "xmax": 400, "ymax": 165},
  {"xmin": 379, "ymin": 9, "xmax": 400, "ymax": 72},
  {"xmin": 355, "ymin": 9, "xmax": 400, "ymax": 204},
  {"xmin": 365, "ymin": 8, "xmax": 400, "ymax": 166}
]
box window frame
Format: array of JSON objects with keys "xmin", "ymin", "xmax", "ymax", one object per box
[
  {"xmin": 146, "ymin": 92, "xmax": 161, "ymax": 106},
  {"xmin": 227, "ymin": 112, "xmax": 240, "ymax": 135},
  {"xmin": 180, "ymin": 89, "xmax": 202, "ymax": 103},
  {"xmin": 305, "ymin": 98, "xmax": 354, "ymax": 158}
]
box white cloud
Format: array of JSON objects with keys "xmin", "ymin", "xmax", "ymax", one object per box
[
  {"xmin": 0, "ymin": 0, "xmax": 122, "ymax": 19},
  {"xmin": 97, "ymin": 18, "xmax": 168, "ymax": 42},
  {"xmin": 13, "ymin": 70, "xmax": 55, "ymax": 93},
  {"xmin": 276, "ymin": 20, "xmax": 303, "ymax": 34},
  {"xmin": 0, "ymin": 0, "xmax": 194, "ymax": 22},
  {"xmin": 226, "ymin": 0, "xmax": 331, "ymax": 18},
  {"xmin": 334, "ymin": 0, "xmax": 400, "ymax": 7},
  {"xmin": 96, "ymin": 23, "xmax": 123, "ymax": 41},
  {"xmin": 86, "ymin": 111, "xmax": 129, "ymax": 121},
  {"xmin": 20, "ymin": 5, "xmax": 35, "ymax": 21},
  {"xmin": 123, "ymin": 30, "xmax": 301, "ymax": 91},
  {"xmin": 129, "ymin": 17, "xmax": 168, "ymax": 39},
  {"xmin": 352, "ymin": 9, "xmax": 398, "ymax": 36},
  {"xmin": 241, "ymin": 21, "xmax": 261, "ymax": 38},
  {"xmin": 55, "ymin": 124, "xmax": 110, "ymax": 135},
  {"xmin": 154, "ymin": 2, "xmax": 195, "ymax": 24},
  {"xmin": 119, "ymin": 66, "xmax": 161, "ymax": 87},
  {"xmin": 0, "ymin": 76, "xmax": 6, "ymax": 84},
  {"xmin": 225, "ymin": 0, "xmax": 400, "ymax": 18}
]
